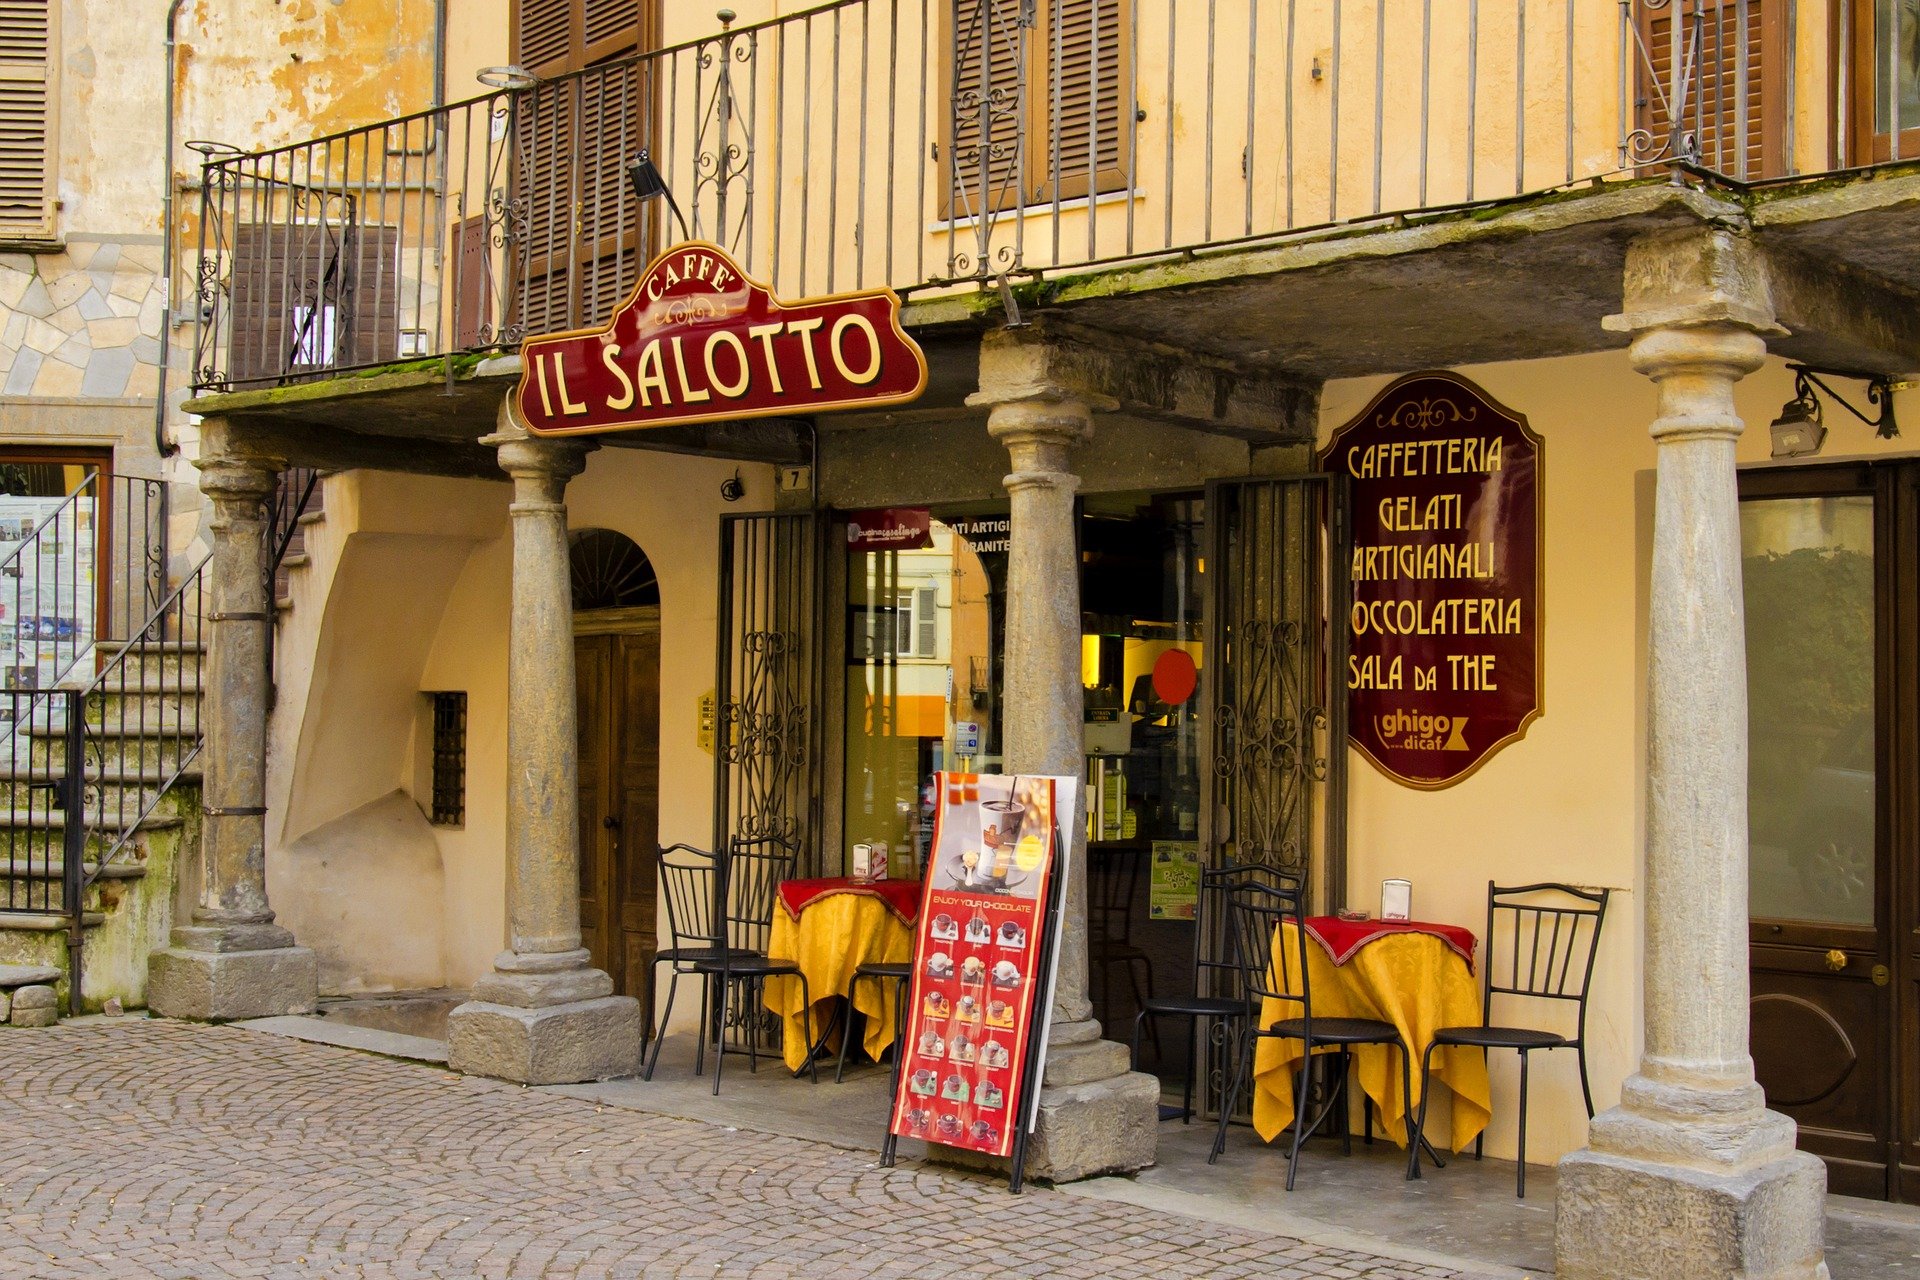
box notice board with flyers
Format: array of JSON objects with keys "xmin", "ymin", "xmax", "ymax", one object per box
[{"xmin": 884, "ymin": 772, "xmax": 1077, "ymax": 1187}]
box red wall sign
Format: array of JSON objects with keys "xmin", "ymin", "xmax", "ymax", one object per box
[
  {"xmin": 1323, "ymin": 372, "xmax": 1543, "ymax": 789},
  {"xmin": 515, "ymin": 241, "xmax": 927, "ymax": 438},
  {"xmin": 846, "ymin": 507, "xmax": 932, "ymax": 550},
  {"xmin": 889, "ymin": 773, "xmax": 1067, "ymax": 1159}
]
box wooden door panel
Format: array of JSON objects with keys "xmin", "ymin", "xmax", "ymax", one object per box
[
  {"xmin": 575, "ymin": 634, "xmax": 613, "ymax": 979},
  {"xmin": 616, "ymin": 628, "xmax": 660, "ymax": 1021},
  {"xmin": 1751, "ymin": 946, "xmax": 1889, "ymax": 1198}
]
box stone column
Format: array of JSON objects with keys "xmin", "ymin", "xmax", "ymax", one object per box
[
  {"xmin": 149, "ymin": 419, "xmax": 317, "ymax": 1019},
  {"xmin": 965, "ymin": 328, "xmax": 1159, "ymax": 1181},
  {"xmin": 447, "ymin": 418, "xmax": 641, "ymax": 1085},
  {"xmin": 1556, "ymin": 228, "xmax": 1829, "ymax": 1279}
]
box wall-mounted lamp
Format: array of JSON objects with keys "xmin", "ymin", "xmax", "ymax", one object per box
[
  {"xmin": 1769, "ymin": 364, "xmax": 1902, "ymax": 460},
  {"xmin": 476, "ymin": 65, "xmax": 538, "ymax": 91},
  {"xmin": 628, "ymin": 148, "xmax": 692, "ymax": 243}
]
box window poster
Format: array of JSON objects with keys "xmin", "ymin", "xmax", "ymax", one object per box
[
  {"xmin": 0, "ymin": 495, "xmax": 95, "ymax": 709},
  {"xmin": 888, "ymin": 772, "xmax": 1077, "ymax": 1160},
  {"xmin": 1149, "ymin": 841, "xmax": 1201, "ymax": 920}
]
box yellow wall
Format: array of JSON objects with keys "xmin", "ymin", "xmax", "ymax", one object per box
[{"xmin": 1322, "ymin": 348, "xmax": 1919, "ymax": 1165}]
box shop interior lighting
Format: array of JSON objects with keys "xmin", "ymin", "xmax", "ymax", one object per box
[
  {"xmin": 1770, "ymin": 364, "xmax": 1902, "ymax": 460},
  {"xmin": 628, "ymin": 149, "xmax": 691, "ymax": 242}
]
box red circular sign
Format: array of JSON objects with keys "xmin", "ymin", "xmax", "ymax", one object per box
[{"xmin": 1152, "ymin": 649, "xmax": 1198, "ymax": 707}]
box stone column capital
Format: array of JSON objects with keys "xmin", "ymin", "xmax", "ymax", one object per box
[
  {"xmin": 1602, "ymin": 225, "xmax": 1788, "ymax": 341},
  {"xmin": 195, "ymin": 454, "xmax": 283, "ymax": 509},
  {"xmin": 1629, "ymin": 323, "xmax": 1770, "ymax": 444}
]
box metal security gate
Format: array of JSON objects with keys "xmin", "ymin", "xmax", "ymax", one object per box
[
  {"xmin": 713, "ymin": 510, "xmax": 826, "ymax": 883},
  {"xmin": 1202, "ymin": 474, "xmax": 1349, "ymax": 908}
]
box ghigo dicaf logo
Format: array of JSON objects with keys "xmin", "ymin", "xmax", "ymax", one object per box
[{"xmin": 1374, "ymin": 709, "xmax": 1470, "ymax": 752}]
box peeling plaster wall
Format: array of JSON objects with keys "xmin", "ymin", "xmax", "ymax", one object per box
[{"xmin": 1, "ymin": 2, "xmax": 439, "ymax": 487}]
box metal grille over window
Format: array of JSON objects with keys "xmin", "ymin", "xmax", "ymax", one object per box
[{"xmin": 430, "ymin": 692, "xmax": 468, "ymax": 827}]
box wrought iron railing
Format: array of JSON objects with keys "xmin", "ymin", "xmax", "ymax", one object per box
[
  {"xmin": 189, "ymin": 1, "xmax": 1915, "ymax": 392},
  {"xmin": 0, "ymin": 473, "xmax": 170, "ymax": 916}
]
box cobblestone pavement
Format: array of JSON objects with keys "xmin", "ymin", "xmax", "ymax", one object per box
[{"xmin": 0, "ymin": 1021, "xmax": 1493, "ymax": 1280}]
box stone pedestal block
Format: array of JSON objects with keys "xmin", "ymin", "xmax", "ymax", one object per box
[
  {"xmin": 1022, "ymin": 1067, "xmax": 1161, "ymax": 1182},
  {"xmin": 147, "ymin": 945, "xmax": 317, "ymax": 1021},
  {"xmin": 10, "ymin": 983, "xmax": 56, "ymax": 1027},
  {"xmin": 447, "ymin": 994, "xmax": 641, "ymax": 1086},
  {"xmin": 1557, "ymin": 1145, "xmax": 1831, "ymax": 1280}
]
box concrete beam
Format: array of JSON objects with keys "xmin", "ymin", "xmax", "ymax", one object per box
[
  {"xmin": 218, "ymin": 417, "xmax": 505, "ymax": 480},
  {"xmin": 974, "ymin": 318, "xmax": 1319, "ymax": 444},
  {"xmin": 1762, "ymin": 243, "xmax": 1920, "ymax": 377},
  {"xmin": 599, "ymin": 417, "xmax": 812, "ymax": 465}
]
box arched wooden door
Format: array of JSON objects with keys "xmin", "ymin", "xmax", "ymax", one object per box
[{"xmin": 571, "ymin": 527, "xmax": 662, "ymax": 1021}]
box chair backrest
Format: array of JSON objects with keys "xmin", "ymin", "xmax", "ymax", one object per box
[
  {"xmin": 1089, "ymin": 846, "xmax": 1145, "ymax": 945},
  {"xmin": 1195, "ymin": 862, "xmax": 1302, "ymax": 1001},
  {"xmin": 1483, "ymin": 881, "xmax": 1612, "ymax": 1034},
  {"xmin": 657, "ymin": 842, "xmax": 724, "ymax": 953},
  {"xmin": 724, "ymin": 833, "xmax": 799, "ymax": 951},
  {"xmin": 1224, "ymin": 879, "xmax": 1312, "ymax": 1019}
]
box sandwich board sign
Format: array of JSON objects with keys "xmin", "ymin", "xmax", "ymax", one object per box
[{"xmin": 882, "ymin": 772, "xmax": 1077, "ymax": 1191}]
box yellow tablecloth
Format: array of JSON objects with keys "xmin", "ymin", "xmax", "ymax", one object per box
[
  {"xmin": 1251, "ymin": 922, "xmax": 1492, "ymax": 1152},
  {"xmin": 763, "ymin": 891, "xmax": 915, "ymax": 1073}
]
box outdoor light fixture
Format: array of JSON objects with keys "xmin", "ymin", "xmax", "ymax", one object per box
[
  {"xmin": 476, "ymin": 65, "xmax": 538, "ymax": 90},
  {"xmin": 628, "ymin": 149, "xmax": 691, "ymax": 241},
  {"xmin": 1768, "ymin": 383, "xmax": 1826, "ymax": 459},
  {"xmin": 1770, "ymin": 364, "xmax": 1902, "ymax": 460}
]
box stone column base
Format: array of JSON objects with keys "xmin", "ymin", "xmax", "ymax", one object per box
[
  {"xmin": 447, "ymin": 994, "xmax": 642, "ymax": 1085},
  {"xmin": 932, "ymin": 1037, "xmax": 1159, "ymax": 1183},
  {"xmin": 1556, "ymin": 1145, "xmax": 1830, "ymax": 1280},
  {"xmin": 147, "ymin": 944, "xmax": 318, "ymax": 1021}
]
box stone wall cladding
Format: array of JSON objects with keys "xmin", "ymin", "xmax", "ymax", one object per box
[{"xmin": 0, "ymin": 242, "xmax": 167, "ymax": 402}]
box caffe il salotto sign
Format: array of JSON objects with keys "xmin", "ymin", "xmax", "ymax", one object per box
[
  {"xmin": 1322, "ymin": 372, "xmax": 1542, "ymax": 790},
  {"xmin": 515, "ymin": 241, "xmax": 927, "ymax": 437}
]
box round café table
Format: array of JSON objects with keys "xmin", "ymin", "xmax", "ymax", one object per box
[
  {"xmin": 762, "ymin": 877, "xmax": 919, "ymax": 1074},
  {"xmin": 1252, "ymin": 918, "xmax": 1493, "ymax": 1153}
]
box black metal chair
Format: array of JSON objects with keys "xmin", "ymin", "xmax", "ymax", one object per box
[
  {"xmin": 835, "ymin": 842, "xmax": 933, "ymax": 1084},
  {"xmin": 1130, "ymin": 862, "xmax": 1297, "ymax": 1123},
  {"xmin": 641, "ymin": 837, "xmax": 818, "ymax": 1095},
  {"xmin": 1089, "ymin": 846, "xmax": 1156, "ymax": 1034},
  {"xmin": 1408, "ymin": 881, "xmax": 1611, "ymax": 1197},
  {"xmin": 1210, "ymin": 879, "xmax": 1416, "ymax": 1190}
]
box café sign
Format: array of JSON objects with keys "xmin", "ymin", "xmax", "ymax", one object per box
[
  {"xmin": 1322, "ymin": 372, "xmax": 1543, "ymax": 789},
  {"xmin": 515, "ymin": 241, "xmax": 927, "ymax": 437}
]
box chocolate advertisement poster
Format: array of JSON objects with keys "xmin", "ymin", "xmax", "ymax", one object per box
[{"xmin": 887, "ymin": 772, "xmax": 1076, "ymax": 1159}]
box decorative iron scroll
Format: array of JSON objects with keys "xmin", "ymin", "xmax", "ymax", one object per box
[
  {"xmin": 714, "ymin": 511, "xmax": 824, "ymax": 875},
  {"xmin": 1204, "ymin": 476, "xmax": 1347, "ymax": 896}
]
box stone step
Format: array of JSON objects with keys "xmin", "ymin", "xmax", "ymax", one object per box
[
  {"xmin": 109, "ymin": 643, "xmax": 208, "ymax": 685},
  {"xmin": 0, "ymin": 858, "xmax": 147, "ymax": 881},
  {"xmin": 0, "ymin": 769, "xmax": 202, "ymax": 815},
  {"xmin": 296, "ymin": 508, "xmax": 326, "ymax": 528},
  {"xmin": 24, "ymin": 723, "xmax": 201, "ymax": 773},
  {"xmin": 0, "ymin": 910, "xmax": 105, "ymax": 930}
]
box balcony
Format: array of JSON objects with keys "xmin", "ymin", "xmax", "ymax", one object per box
[{"xmin": 187, "ymin": 0, "xmax": 1920, "ymax": 404}]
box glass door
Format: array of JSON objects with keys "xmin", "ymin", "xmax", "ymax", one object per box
[{"xmin": 1742, "ymin": 464, "xmax": 1909, "ymax": 1200}]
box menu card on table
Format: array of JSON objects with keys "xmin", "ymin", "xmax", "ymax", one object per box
[{"xmin": 886, "ymin": 771, "xmax": 1077, "ymax": 1165}]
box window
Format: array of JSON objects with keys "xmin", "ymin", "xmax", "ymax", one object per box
[
  {"xmin": 0, "ymin": 1, "xmax": 57, "ymax": 242},
  {"xmin": 942, "ymin": 0, "xmax": 1133, "ymax": 216},
  {"xmin": 428, "ymin": 692, "xmax": 467, "ymax": 827},
  {"xmin": 1636, "ymin": 0, "xmax": 1786, "ymax": 181},
  {"xmin": 851, "ymin": 584, "xmax": 941, "ymax": 661},
  {"xmin": 511, "ymin": 0, "xmax": 663, "ymax": 335},
  {"xmin": 1853, "ymin": 0, "xmax": 1920, "ymax": 162}
]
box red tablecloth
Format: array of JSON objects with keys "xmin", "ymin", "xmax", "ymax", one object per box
[
  {"xmin": 777, "ymin": 877, "xmax": 922, "ymax": 925},
  {"xmin": 1303, "ymin": 916, "xmax": 1477, "ymax": 972}
]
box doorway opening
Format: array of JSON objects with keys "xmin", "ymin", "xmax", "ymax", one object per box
[
  {"xmin": 1742, "ymin": 461, "xmax": 1920, "ymax": 1201},
  {"xmin": 571, "ymin": 528, "xmax": 661, "ymax": 1024}
]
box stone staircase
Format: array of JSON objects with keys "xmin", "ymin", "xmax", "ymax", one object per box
[
  {"xmin": 274, "ymin": 487, "xmax": 326, "ymax": 614},
  {"xmin": 0, "ymin": 640, "xmax": 206, "ymax": 1013}
]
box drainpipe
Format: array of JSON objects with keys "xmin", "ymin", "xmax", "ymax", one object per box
[
  {"xmin": 434, "ymin": 0, "xmax": 447, "ymax": 108},
  {"xmin": 155, "ymin": 0, "xmax": 190, "ymax": 462}
]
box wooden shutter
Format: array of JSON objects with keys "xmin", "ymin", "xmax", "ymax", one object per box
[
  {"xmin": 1638, "ymin": 0, "xmax": 1784, "ymax": 181},
  {"xmin": 1034, "ymin": 0, "xmax": 1130, "ymax": 201},
  {"xmin": 0, "ymin": 0, "xmax": 54, "ymax": 241},
  {"xmin": 452, "ymin": 213, "xmax": 493, "ymax": 349},
  {"xmin": 225, "ymin": 222, "xmax": 400, "ymax": 385},
  {"xmin": 943, "ymin": 0, "xmax": 1027, "ymax": 217},
  {"xmin": 511, "ymin": 0, "xmax": 656, "ymax": 336}
]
